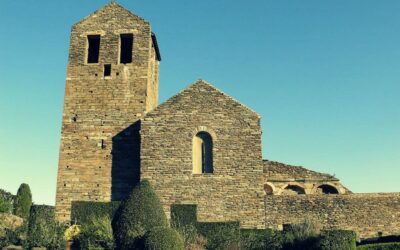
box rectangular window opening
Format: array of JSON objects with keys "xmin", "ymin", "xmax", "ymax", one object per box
[
  {"xmin": 120, "ymin": 34, "xmax": 133, "ymax": 64},
  {"xmin": 87, "ymin": 35, "xmax": 100, "ymax": 63},
  {"xmin": 104, "ymin": 64, "xmax": 111, "ymax": 77}
]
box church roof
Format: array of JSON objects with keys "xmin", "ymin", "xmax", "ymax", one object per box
[
  {"xmin": 263, "ymin": 160, "xmax": 338, "ymax": 181},
  {"xmin": 145, "ymin": 79, "xmax": 260, "ymax": 118}
]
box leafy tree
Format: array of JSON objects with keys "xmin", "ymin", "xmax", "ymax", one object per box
[
  {"xmin": 0, "ymin": 189, "xmax": 14, "ymax": 213},
  {"xmin": 113, "ymin": 180, "xmax": 168, "ymax": 249},
  {"xmin": 13, "ymin": 184, "xmax": 32, "ymax": 219}
]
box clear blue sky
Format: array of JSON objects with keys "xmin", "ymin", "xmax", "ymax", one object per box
[{"xmin": 0, "ymin": 0, "xmax": 399, "ymax": 205}]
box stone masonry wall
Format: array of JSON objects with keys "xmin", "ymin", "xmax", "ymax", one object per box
[
  {"xmin": 55, "ymin": 3, "xmax": 159, "ymax": 221},
  {"xmin": 141, "ymin": 81, "xmax": 266, "ymax": 228},
  {"xmin": 265, "ymin": 193, "xmax": 400, "ymax": 239}
]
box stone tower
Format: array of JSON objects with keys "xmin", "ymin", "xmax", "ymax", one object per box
[{"xmin": 55, "ymin": 2, "xmax": 161, "ymax": 221}]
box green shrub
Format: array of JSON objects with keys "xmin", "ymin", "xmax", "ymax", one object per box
[
  {"xmin": 27, "ymin": 205, "xmax": 66, "ymax": 249},
  {"xmin": 0, "ymin": 189, "xmax": 14, "ymax": 213},
  {"xmin": 13, "ymin": 183, "xmax": 32, "ymax": 219},
  {"xmin": 265, "ymin": 230, "xmax": 285, "ymax": 250},
  {"xmin": 113, "ymin": 180, "xmax": 168, "ymax": 249},
  {"xmin": 280, "ymin": 219, "xmax": 321, "ymax": 250},
  {"xmin": 357, "ymin": 242, "xmax": 400, "ymax": 250},
  {"xmin": 171, "ymin": 204, "xmax": 202, "ymax": 248},
  {"xmin": 240, "ymin": 229, "xmax": 275, "ymax": 250},
  {"xmin": 319, "ymin": 230, "xmax": 357, "ymax": 250},
  {"xmin": 0, "ymin": 223, "xmax": 28, "ymax": 248},
  {"xmin": 171, "ymin": 204, "xmax": 197, "ymax": 228},
  {"xmin": 144, "ymin": 227, "xmax": 184, "ymax": 250},
  {"xmin": 197, "ymin": 221, "xmax": 240, "ymax": 250},
  {"xmin": 71, "ymin": 201, "xmax": 121, "ymax": 225},
  {"xmin": 78, "ymin": 216, "xmax": 114, "ymax": 250},
  {"xmin": 283, "ymin": 219, "xmax": 319, "ymax": 242}
]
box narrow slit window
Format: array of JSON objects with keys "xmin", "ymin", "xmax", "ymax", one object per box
[
  {"xmin": 193, "ymin": 132, "xmax": 213, "ymax": 174},
  {"xmin": 104, "ymin": 64, "xmax": 111, "ymax": 77},
  {"xmin": 87, "ymin": 35, "xmax": 100, "ymax": 63},
  {"xmin": 120, "ymin": 34, "xmax": 133, "ymax": 64}
]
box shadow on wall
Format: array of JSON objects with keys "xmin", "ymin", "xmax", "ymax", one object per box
[{"xmin": 111, "ymin": 120, "xmax": 141, "ymax": 201}]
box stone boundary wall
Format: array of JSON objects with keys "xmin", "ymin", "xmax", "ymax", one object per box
[{"xmin": 265, "ymin": 193, "xmax": 400, "ymax": 239}]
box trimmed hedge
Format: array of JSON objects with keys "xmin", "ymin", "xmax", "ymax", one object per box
[
  {"xmin": 71, "ymin": 201, "xmax": 121, "ymax": 225},
  {"xmin": 360, "ymin": 235, "xmax": 400, "ymax": 245},
  {"xmin": 13, "ymin": 183, "xmax": 32, "ymax": 219},
  {"xmin": 145, "ymin": 227, "xmax": 184, "ymax": 250},
  {"xmin": 171, "ymin": 204, "xmax": 240, "ymax": 250},
  {"xmin": 27, "ymin": 205, "xmax": 66, "ymax": 249},
  {"xmin": 113, "ymin": 180, "xmax": 168, "ymax": 249},
  {"xmin": 171, "ymin": 204, "xmax": 197, "ymax": 228},
  {"xmin": 197, "ymin": 222, "xmax": 240, "ymax": 250},
  {"xmin": 319, "ymin": 230, "xmax": 357, "ymax": 250},
  {"xmin": 240, "ymin": 229, "xmax": 275, "ymax": 250},
  {"xmin": 357, "ymin": 242, "xmax": 400, "ymax": 249}
]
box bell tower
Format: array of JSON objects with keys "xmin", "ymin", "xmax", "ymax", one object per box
[{"xmin": 55, "ymin": 2, "xmax": 161, "ymax": 221}]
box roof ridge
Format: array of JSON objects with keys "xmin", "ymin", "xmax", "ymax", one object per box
[
  {"xmin": 145, "ymin": 79, "xmax": 260, "ymax": 117},
  {"xmin": 72, "ymin": 2, "xmax": 148, "ymax": 27}
]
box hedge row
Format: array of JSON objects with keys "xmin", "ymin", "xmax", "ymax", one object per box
[
  {"xmin": 240, "ymin": 229, "xmax": 275, "ymax": 250},
  {"xmin": 71, "ymin": 201, "xmax": 121, "ymax": 225},
  {"xmin": 197, "ymin": 222, "xmax": 240, "ymax": 250},
  {"xmin": 319, "ymin": 230, "xmax": 357, "ymax": 250},
  {"xmin": 357, "ymin": 242, "xmax": 400, "ymax": 250},
  {"xmin": 171, "ymin": 204, "xmax": 240, "ymax": 249},
  {"xmin": 171, "ymin": 204, "xmax": 361, "ymax": 250},
  {"xmin": 171, "ymin": 204, "xmax": 197, "ymax": 228}
]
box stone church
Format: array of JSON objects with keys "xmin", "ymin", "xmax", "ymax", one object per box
[{"xmin": 56, "ymin": 2, "xmax": 400, "ymax": 238}]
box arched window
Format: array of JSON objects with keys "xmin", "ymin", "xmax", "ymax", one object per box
[
  {"xmin": 193, "ymin": 132, "xmax": 213, "ymax": 174},
  {"xmin": 316, "ymin": 184, "xmax": 339, "ymax": 194},
  {"xmin": 282, "ymin": 185, "xmax": 305, "ymax": 195},
  {"xmin": 264, "ymin": 184, "xmax": 274, "ymax": 195}
]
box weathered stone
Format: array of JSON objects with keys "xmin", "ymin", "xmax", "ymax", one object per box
[
  {"xmin": 141, "ymin": 81, "xmax": 265, "ymax": 228},
  {"xmin": 54, "ymin": 2, "xmax": 400, "ymax": 240},
  {"xmin": 55, "ymin": 2, "xmax": 160, "ymax": 221},
  {"xmin": 265, "ymin": 193, "xmax": 400, "ymax": 239}
]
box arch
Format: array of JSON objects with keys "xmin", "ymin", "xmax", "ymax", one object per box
[
  {"xmin": 316, "ymin": 184, "xmax": 339, "ymax": 194},
  {"xmin": 282, "ymin": 184, "xmax": 305, "ymax": 195},
  {"xmin": 264, "ymin": 183, "xmax": 275, "ymax": 195},
  {"xmin": 193, "ymin": 131, "xmax": 213, "ymax": 174}
]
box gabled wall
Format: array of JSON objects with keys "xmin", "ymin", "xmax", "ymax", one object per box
[{"xmin": 141, "ymin": 81, "xmax": 266, "ymax": 228}]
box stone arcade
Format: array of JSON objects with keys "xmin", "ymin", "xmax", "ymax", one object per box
[{"xmin": 55, "ymin": 2, "xmax": 400, "ymax": 239}]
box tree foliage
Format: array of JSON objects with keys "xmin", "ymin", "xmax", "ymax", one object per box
[
  {"xmin": 113, "ymin": 180, "xmax": 168, "ymax": 249},
  {"xmin": 144, "ymin": 227, "xmax": 184, "ymax": 250},
  {"xmin": 13, "ymin": 183, "xmax": 32, "ymax": 219},
  {"xmin": 0, "ymin": 189, "xmax": 14, "ymax": 214}
]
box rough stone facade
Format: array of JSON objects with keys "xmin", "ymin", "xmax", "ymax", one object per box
[
  {"xmin": 54, "ymin": 2, "xmax": 400, "ymax": 239},
  {"xmin": 55, "ymin": 2, "xmax": 160, "ymax": 220},
  {"xmin": 265, "ymin": 193, "xmax": 400, "ymax": 239},
  {"xmin": 141, "ymin": 81, "xmax": 265, "ymax": 228}
]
